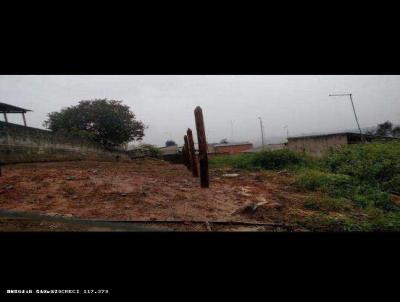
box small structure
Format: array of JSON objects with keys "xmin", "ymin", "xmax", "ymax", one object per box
[
  {"xmin": 208, "ymin": 142, "xmax": 253, "ymax": 155},
  {"xmin": 158, "ymin": 145, "xmax": 183, "ymax": 164},
  {"xmin": 159, "ymin": 145, "xmax": 180, "ymax": 155},
  {"xmin": 0, "ymin": 102, "xmax": 32, "ymax": 127},
  {"xmin": 287, "ymin": 132, "xmax": 399, "ymax": 157}
]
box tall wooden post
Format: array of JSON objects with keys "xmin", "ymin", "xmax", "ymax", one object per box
[
  {"xmin": 184, "ymin": 135, "xmax": 191, "ymax": 171},
  {"xmin": 187, "ymin": 128, "xmax": 199, "ymax": 178},
  {"xmin": 3, "ymin": 113, "xmax": 8, "ymax": 123},
  {"xmin": 194, "ymin": 106, "xmax": 209, "ymax": 188}
]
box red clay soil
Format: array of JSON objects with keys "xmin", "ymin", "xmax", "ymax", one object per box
[{"xmin": 0, "ymin": 159, "xmax": 315, "ymax": 230}]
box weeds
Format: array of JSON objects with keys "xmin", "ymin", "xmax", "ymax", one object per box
[
  {"xmin": 210, "ymin": 142, "xmax": 400, "ymax": 230},
  {"xmin": 303, "ymin": 196, "xmax": 353, "ymax": 213},
  {"xmin": 324, "ymin": 141, "xmax": 400, "ymax": 193}
]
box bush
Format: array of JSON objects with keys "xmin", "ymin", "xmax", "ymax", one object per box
[
  {"xmin": 142, "ymin": 144, "xmax": 162, "ymax": 158},
  {"xmin": 324, "ymin": 142, "xmax": 400, "ymax": 193},
  {"xmin": 250, "ymin": 149, "xmax": 308, "ymax": 170},
  {"xmin": 209, "ymin": 149, "xmax": 308, "ymax": 171}
]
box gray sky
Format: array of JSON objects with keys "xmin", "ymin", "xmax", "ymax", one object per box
[{"xmin": 1, "ymin": 75, "xmax": 399, "ymax": 147}]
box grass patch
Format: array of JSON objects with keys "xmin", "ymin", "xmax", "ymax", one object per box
[
  {"xmin": 298, "ymin": 214, "xmax": 363, "ymax": 232},
  {"xmin": 295, "ymin": 169, "xmax": 394, "ymax": 211},
  {"xmin": 303, "ymin": 196, "xmax": 353, "ymax": 213},
  {"xmin": 295, "ymin": 170, "xmax": 352, "ymax": 193},
  {"xmin": 299, "ymin": 207, "xmax": 400, "ymax": 232}
]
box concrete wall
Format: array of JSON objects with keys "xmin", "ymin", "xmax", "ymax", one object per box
[
  {"xmin": 287, "ymin": 134, "xmax": 348, "ymax": 157},
  {"xmin": 0, "ymin": 121, "xmax": 130, "ymax": 164}
]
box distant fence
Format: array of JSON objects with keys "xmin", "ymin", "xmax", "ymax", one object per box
[{"xmin": 0, "ymin": 121, "xmax": 130, "ymax": 164}]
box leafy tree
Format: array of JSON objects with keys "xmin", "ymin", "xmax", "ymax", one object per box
[
  {"xmin": 368, "ymin": 120, "xmax": 400, "ymax": 137},
  {"xmin": 220, "ymin": 138, "xmax": 229, "ymax": 144},
  {"xmin": 165, "ymin": 140, "xmax": 177, "ymax": 147},
  {"xmin": 393, "ymin": 126, "xmax": 400, "ymax": 138},
  {"xmin": 44, "ymin": 99, "xmax": 146, "ymax": 147},
  {"xmin": 375, "ymin": 121, "xmax": 393, "ymax": 137}
]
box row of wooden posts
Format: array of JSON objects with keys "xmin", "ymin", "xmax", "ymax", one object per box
[{"xmin": 182, "ymin": 106, "xmax": 209, "ymax": 188}]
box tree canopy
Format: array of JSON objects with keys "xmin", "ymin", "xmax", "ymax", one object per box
[
  {"xmin": 367, "ymin": 120, "xmax": 400, "ymax": 138},
  {"xmin": 165, "ymin": 140, "xmax": 177, "ymax": 147},
  {"xmin": 44, "ymin": 99, "xmax": 146, "ymax": 147}
]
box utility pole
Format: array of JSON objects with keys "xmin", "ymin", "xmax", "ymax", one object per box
[
  {"xmin": 329, "ymin": 93, "xmax": 364, "ymax": 141},
  {"xmin": 258, "ymin": 117, "xmax": 265, "ymax": 149},
  {"xmin": 284, "ymin": 125, "xmax": 289, "ymax": 140},
  {"xmin": 230, "ymin": 120, "xmax": 234, "ymax": 141}
]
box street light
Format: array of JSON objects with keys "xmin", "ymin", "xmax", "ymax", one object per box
[
  {"xmin": 258, "ymin": 117, "xmax": 265, "ymax": 149},
  {"xmin": 284, "ymin": 125, "xmax": 289, "ymax": 140},
  {"xmin": 329, "ymin": 93, "xmax": 364, "ymax": 141}
]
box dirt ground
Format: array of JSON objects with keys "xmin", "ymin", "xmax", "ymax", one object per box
[{"xmin": 0, "ymin": 159, "xmax": 317, "ymax": 231}]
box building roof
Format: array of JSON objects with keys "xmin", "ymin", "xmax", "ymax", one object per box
[
  {"xmin": 213, "ymin": 142, "xmax": 253, "ymax": 148},
  {"xmin": 0, "ymin": 102, "xmax": 32, "ymax": 113},
  {"xmin": 288, "ymin": 132, "xmax": 400, "ymax": 140}
]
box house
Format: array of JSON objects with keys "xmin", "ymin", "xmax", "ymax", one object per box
[
  {"xmin": 208, "ymin": 142, "xmax": 253, "ymax": 155},
  {"xmin": 287, "ymin": 132, "xmax": 399, "ymax": 157}
]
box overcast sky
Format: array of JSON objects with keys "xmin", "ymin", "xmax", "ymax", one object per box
[{"xmin": 1, "ymin": 75, "xmax": 399, "ymax": 147}]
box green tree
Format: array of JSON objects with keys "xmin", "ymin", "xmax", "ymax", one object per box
[
  {"xmin": 375, "ymin": 121, "xmax": 393, "ymax": 137},
  {"xmin": 44, "ymin": 99, "xmax": 146, "ymax": 147},
  {"xmin": 393, "ymin": 126, "xmax": 400, "ymax": 137}
]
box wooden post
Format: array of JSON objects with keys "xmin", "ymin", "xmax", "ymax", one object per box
[
  {"xmin": 3, "ymin": 113, "xmax": 8, "ymax": 123},
  {"xmin": 187, "ymin": 128, "xmax": 199, "ymax": 178},
  {"xmin": 194, "ymin": 106, "xmax": 209, "ymax": 188},
  {"xmin": 22, "ymin": 112, "xmax": 27, "ymax": 126},
  {"xmin": 184, "ymin": 135, "xmax": 191, "ymax": 171},
  {"xmin": 182, "ymin": 145, "xmax": 187, "ymax": 167}
]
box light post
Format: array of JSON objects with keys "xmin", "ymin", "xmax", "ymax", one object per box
[
  {"xmin": 258, "ymin": 117, "xmax": 265, "ymax": 149},
  {"xmin": 284, "ymin": 125, "xmax": 289, "ymax": 140}
]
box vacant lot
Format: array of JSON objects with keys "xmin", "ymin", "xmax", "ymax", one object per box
[
  {"xmin": 0, "ymin": 159, "xmax": 321, "ymax": 231},
  {"xmin": 2, "ymin": 142, "xmax": 399, "ymax": 232}
]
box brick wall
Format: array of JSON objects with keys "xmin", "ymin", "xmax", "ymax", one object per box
[{"xmin": 214, "ymin": 144, "xmax": 253, "ymax": 155}]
